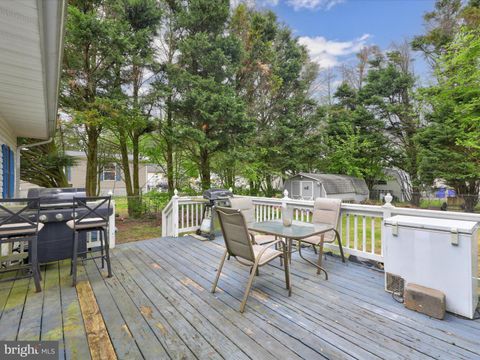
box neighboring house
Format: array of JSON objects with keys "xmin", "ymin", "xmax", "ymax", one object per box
[
  {"xmin": 21, "ymin": 150, "xmax": 164, "ymax": 196},
  {"xmin": 284, "ymin": 173, "xmax": 369, "ymax": 203},
  {"xmin": 0, "ymin": 1, "xmax": 65, "ymax": 198},
  {"xmin": 66, "ymin": 151, "xmax": 150, "ymax": 196},
  {"xmin": 21, "ymin": 150, "xmax": 162, "ymax": 196},
  {"xmin": 371, "ymin": 168, "xmax": 412, "ymax": 202}
]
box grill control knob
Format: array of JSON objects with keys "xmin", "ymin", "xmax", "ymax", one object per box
[
  {"xmin": 39, "ymin": 215, "xmax": 47, "ymax": 222},
  {"xmin": 55, "ymin": 213, "xmax": 64, "ymax": 221}
]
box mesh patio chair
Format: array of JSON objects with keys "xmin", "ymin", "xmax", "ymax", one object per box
[
  {"xmin": 0, "ymin": 198, "xmax": 43, "ymax": 292},
  {"xmin": 297, "ymin": 198, "xmax": 345, "ymax": 278},
  {"xmin": 229, "ymin": 197, "xmax": 277, "ymax": 246},
  {"xmin": 67, "ymin": 196, "xmax": 112, "ymax": 286},
  {"xmin": 212, "ymin": 206, "xmax": 291, "ymax": 312}
]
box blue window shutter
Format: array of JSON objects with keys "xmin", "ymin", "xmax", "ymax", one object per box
[
  {"xmin": 8, "ymin": 147, "xmax": 14, "ymax": 198},
  {"xmin": 115, "ymin": 165, "xmax": 121, "ymax": 181},
  {"xmin": 2, "ymin": 145, "xmax": 7, "ymax": 199}
]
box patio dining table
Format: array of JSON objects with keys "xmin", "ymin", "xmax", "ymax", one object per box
[{"xmin": 248, "ymin": 220, "xmax": 335, "ymax": 279}]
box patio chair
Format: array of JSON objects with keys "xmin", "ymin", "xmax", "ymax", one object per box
[
  {"xmin": 297, "ymin": 198, "xmax": 345, "ymax": 277},
  {"xmin": 229, "ymin": 197, "xmax": 276, "ymax": 246},
  {"xmin": 212, "ymin": 206, "xmax": 291, "ymax": 312},
  {"xmin": 67, "ymin": 196, "xmax": 112, "ymax": 286},
  {"xmin": 0, "ymin": 198, "xmax": 43, "ymax": 292}
]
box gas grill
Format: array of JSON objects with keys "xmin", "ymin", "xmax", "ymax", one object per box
[
  {"xmin": 196, "ymin": 188, "xmax": 233, "ymax": 240},
  {"xmin": 26, "ymin": 188, "xmax": 113, "ymax": 263},
  {"xmin": 202, "ymin": 188, "xmax": 233, "ymax": 205}
]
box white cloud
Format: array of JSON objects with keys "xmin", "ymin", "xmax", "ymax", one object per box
[
  {"xmin": 298, "ymin": 34, "xmax": 371, "ymax": 68},
  {"xmin": 287, "ymin": 0, "xmax": 344, "ymax": 11},
  {"xmin": 230, "ymin": 0, "xmax": 279, "ymax": 9}
]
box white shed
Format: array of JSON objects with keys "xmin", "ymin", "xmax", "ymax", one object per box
[{"xmin": 284, "ymin": 173, "xmax": 369, "ymax": 203}]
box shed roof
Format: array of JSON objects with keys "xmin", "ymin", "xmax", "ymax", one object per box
[{"xmin": 295, "ymin": 173, "xmax": 369, "ymax": 195}]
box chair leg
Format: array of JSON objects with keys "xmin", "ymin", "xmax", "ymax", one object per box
[
  {"xmin": 70, "ymin": 231, "xmax": 75, "ymax": 275},
  {"xmin": 31, "ymin": 235, "xmax": 41, "ymax": 292},
  {"xmin": 37, "ymin": 264, "xmax": 42, "ymax": 281},
  {"xmin": 99, "ymin": 230, "xmax": 105, "ymax": 269},
  {"xmin": 32, "ymin": 263, "xmax": 42, "ymax": 292},
  {"xmin": 103, "ymin": 228, "xmax": 112, "ymax": 278},
  {"xmin": 317, "ymin": 235, "xmax": 323, "ymax": 274},
  {"xmin": 288, "ymin": 238, "xmax": 293, "ymax": 264},
  {"xmin": 283, "ymin": 250, "xmax": 291, "ymax": 296},
  {"xmin": 276, "ymin": 236, "xmax": 283, "ymax": 267},
  {"xmin": 72, "ymin": 231, "xmax": 79, "ymax": 287},
  {"xmin": 240, "ymin": 260, "xmax": 259, "ymax": 313},
  {"xmin": 335, "ymin": 230, "xmax": 345, "ymax": 263},
  {"xmin": 211, "ymin": 249, "xmax": 228, "ymax": 293}
]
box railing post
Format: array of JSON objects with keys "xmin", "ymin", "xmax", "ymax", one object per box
[
  {"xmin": 281, "ymin": 190, "xmax": 289, "ymax": 220},
  {"xmin": 161, "ymin": 205, "xmax": 167, "ymax": 237},
  {"xmin": 381, "ymin": 193, "xmax": 394, "ymax": 256},
  {"xmin": 172, "ymin": 189, "xmax": 179, "ymax": 237},
  {"xmin": 109, "ymin": 200, "xmax": 116, "ymax": 248}
]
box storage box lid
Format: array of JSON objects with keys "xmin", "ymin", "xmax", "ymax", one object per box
[{"xmin": 384, "ymin": 215, "xmax": 478, "ymax": 234}]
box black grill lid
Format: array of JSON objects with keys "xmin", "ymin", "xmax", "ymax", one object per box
[
  {"xmin": 27, "ymin": 188, "xmax": 87, "ymax": 203},
  {"xmin": 203, "ymin": 188, "xmax": 233, "ymax": 200}
]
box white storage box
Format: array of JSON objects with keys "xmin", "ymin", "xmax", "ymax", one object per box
[{"xmin": 384, "ymin": 215, "xmax": 479, "ymax": 319}]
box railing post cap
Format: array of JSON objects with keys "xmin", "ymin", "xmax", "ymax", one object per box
[
  {"xmin": 229, "ymin": 187, "xmax": 233, "ymax": 193},
  {"xmin": 283, "ymin": 189, "xmax": 289, "ymax": 199},
  {"xmin": 383, "ymin": 192, "xmax": 394, "ymax": 208},
  {"xmin": 173, "ymin": 189, "xmax": 178, "ymax": 197}
]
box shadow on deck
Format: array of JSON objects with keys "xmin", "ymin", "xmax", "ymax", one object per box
[{"xmin": 0, "ymin": 235, "xmax": 479, "ymax": 359}]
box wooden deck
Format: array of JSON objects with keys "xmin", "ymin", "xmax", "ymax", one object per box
[{"xmin": 1, "ymin": 236, "xmax": 479, "ymax": 359}]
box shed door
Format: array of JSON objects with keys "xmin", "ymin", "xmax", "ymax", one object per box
[
  {"xmin": 291, "ymin": 181, "xmax": 301, "ymax": 199},
  {"xmin": 301, "ymin": 181, "xmax": 313, "ymax": 200}
]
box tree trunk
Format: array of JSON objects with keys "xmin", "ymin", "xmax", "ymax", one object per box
[
  {"xmin": 130, "ymin": 132, "xmax": 142, "ymax": 218},
  {"xmin": 166, "ymin": 96, "xmax": 175, "ymax": 195},
  {"xmin": 263, "ymin": 174, "xmax": 275, "ymax": 197},
  {"xmin": 85, "ymin": 126, "xmax": 99, "ymax": 196},
  {"xmin": 199, "ymin": 147, "xmax": 210, "ymax": 190}
]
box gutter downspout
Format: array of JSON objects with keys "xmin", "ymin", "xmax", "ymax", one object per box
[{"xmin": 15, "ymin": 137, "xmax": 53, "ymax": 197}]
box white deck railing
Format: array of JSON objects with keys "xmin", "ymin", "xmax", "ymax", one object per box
[{"xmin": 161, "ymin": 190, "xmax": 480, "ymax": 262}]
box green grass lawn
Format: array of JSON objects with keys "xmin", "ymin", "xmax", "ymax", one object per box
[{"xmin": 340, "ymin": 214, "xmax": 383, "ymax": 255}]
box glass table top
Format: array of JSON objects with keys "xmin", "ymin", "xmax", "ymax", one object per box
[{"xmin": 248, "ymin": 220, "xmax": 333, "ymax": 239}]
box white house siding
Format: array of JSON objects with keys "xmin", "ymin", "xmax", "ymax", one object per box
[{"xmin": 0, "ymin": 114, "xmax": 17, "ymax": 198}]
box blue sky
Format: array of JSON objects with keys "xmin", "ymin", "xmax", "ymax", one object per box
[{"xmin": 253, "ymin": 0, "xmax": 436, "ymax": 81}]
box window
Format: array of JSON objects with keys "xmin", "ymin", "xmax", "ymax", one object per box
[
  {"xmin": 102, "ymin": 164, "xmax": 116, "ymax": 181},
  {"xmin": 101, "ymin": 163, "xmax": 121, "ymax": 181},
  {"xmin": 1, "ymin": 144, "xmax": 14, "ymax": 198}
]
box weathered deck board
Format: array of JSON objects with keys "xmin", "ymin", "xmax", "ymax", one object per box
[
  {"xmin": 181, "ymin": 237, "xmax": 480, "ymax": 357},
  {"xmin": 59, "ymin": 261, "xmax": 91, "ymax": 360},
  {"xmin": 0, "ymin": 235, "xmax": 478, "ymax": 360},
  {"xmin": 17, "ymin": 267, "xmax": 45, "ymax": 341},
  {"xmin": 76, "ymin": 280, "xmax": 116, "ymax": 360},
  {"xmin": 117, "ymin": 251, "xmax": 223, "ymax": 359},
  {"xmin": 149, "ymin": 240, "xmax": 420, "ymax": 358},
  {"xmin": 174, "ymin": 237, "xmax": 480, "ymax": 359},
  {"xmin": 82, "ymin": 258, "xmax": 144, "ymax": 359},
  {"xmin": 121, "ymin": 248, "xmax": 312, "ymax": 360}
]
